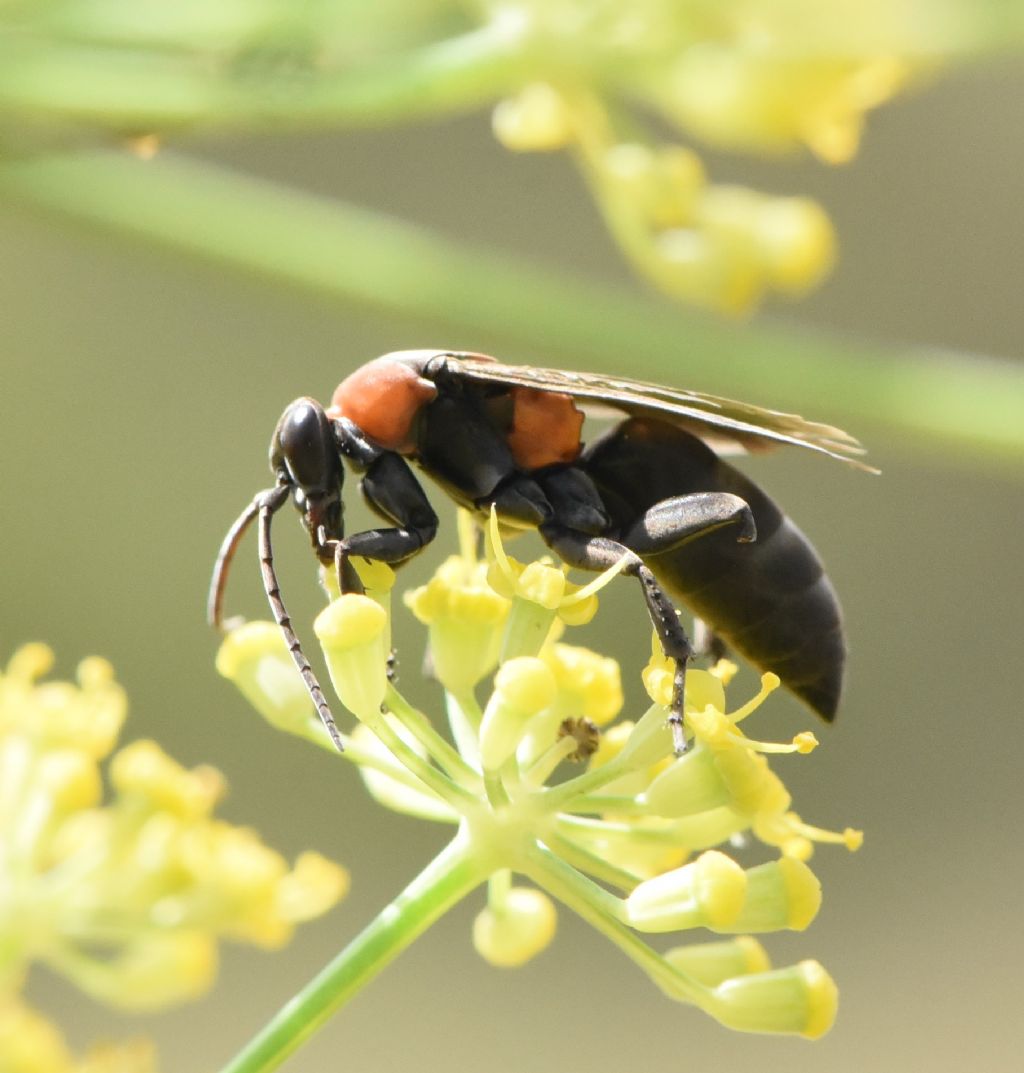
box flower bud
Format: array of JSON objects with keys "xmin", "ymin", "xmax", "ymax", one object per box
[
  {"xmin": 473, "ymin": 887, "xmax": 557, "ymax": 967},
  {"xmin": 69, "ymin": 932, "xmax": 217, "ymax": 1010},
  {"xmin": 643, "ymin": 649, "xmax": 725, "ymax": 714},
  {"xmin": 36, "ymin": 749, "xmax": 102, "ymax": 812},
  {"xmin": 0, "ymin": 996, "xmax": 74, "ymax": 1071},
  {"xmin": 111, "ymin": 741, "xmax": 223, "ymax": 819},
  {"xmin": 541, "ymin": 644, "xmax": 623, "ymax": 726},
  {"xmin": 6, "ymin": 642, "xmax": 54, "ymax": 681},
  {"xmin": 643, "ymin": 744, "xmax": 731, "ymax": 817},
  {"xmin": 686, "ymin": 705, "xmax": 792, "ymax": 819},
  {"xmin": 709, "ymin": 959, "xmax": 838, "ymax": 1038},
  {"xmin": 664, "ymin": 936, "xmax": 770, "ymax": 987},
  {"xmin": 492, "ymin": 84, "xmax": 572, "ymax": 152},
  {"xmin": 626, "ymin": 850, "xmax": 746, "ymax": 932},
  {"xmin": 274, "ymin": 851, "xmax": 350, "ymax": 923},
  {"xmin": 754, "ymin": 197, "xmax": 835, "ymax": 295},
  {"xmin": 314, "ymin": 595, "xmax": 389, "ymax": 721},
  {"xmin": 216, "ymin": 621, "xmax": 317, "ymax": 737},
  {"xmin": 10, "ymin": 651, "xmax": 128, "ymax": 758},
  {"xmin": 728, "ymin": 857, "xmax": 822, "ymax": 933},
  {"xmin": 404, "ymin": 555, "xmax": 509, "ymax": 692},
  {"xmin": 479, "ymin": 658, "xmax": 556, "ymax": 771}
]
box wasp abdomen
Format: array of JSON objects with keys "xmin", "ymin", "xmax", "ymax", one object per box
[{"xmin": 582, "ymin": 418, "xmax": 845, "ymax": 721}]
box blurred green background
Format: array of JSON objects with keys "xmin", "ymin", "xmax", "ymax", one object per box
[{"xmin": 2, "ymin": 57, "xmax": 1022, "ymax": 1073}]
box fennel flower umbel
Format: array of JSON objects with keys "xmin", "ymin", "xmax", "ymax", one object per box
[
  {"xmin": 0, "ymin": 0, "xmax": 933, "ymax": 314},
  {"xmin": 0, "ymin": 644, "xmax": 349, "ymax": 1069},
  {"xmin": 217, "ymin": 509, "xmax": 861, "ymax": 1061}
]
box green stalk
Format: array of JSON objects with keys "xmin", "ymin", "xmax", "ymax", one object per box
[
  {"xmin": 0, "ymin": 23, "xmax": 527, "ymax": 128},
  {"xmin": 358, "ymin": 707, "xmax": 475, "ymax": 810},
  {"xmin": 385, "ymin": 685, "xmax": 481, "ymax": 786},
  {"xmin": 544, "ymin": 828, "xmax": 643, "ymax": 891},
  {"xmin": 0, "ymin": 149, "xmax": 1021, "ymax": 467},
  {"xmin": 522, "ymin": 841, "xmax": 705, "ymax": 1006},
  {"xmin": 219, "ymin": 831, "xmax": 485, "ymax": 1073}
]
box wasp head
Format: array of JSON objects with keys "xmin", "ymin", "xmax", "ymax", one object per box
[{"xmin": 270, "ymin": 398, "xmax": 344, "ymax": 561}]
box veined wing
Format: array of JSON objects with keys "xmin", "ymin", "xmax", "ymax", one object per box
[{"xmin": 445, "ymin": 354, "xmax": 874, "ymax": 469}]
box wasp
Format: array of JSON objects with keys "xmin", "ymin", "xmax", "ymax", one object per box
[{"xmin": 209, "ymin": 350, "xmax": 870, "ymax": 754}]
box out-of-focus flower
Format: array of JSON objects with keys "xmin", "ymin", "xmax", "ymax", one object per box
[
  {"xmin": 0, "ymin": 643, "xmax": 348, "ymax": 1057},
  {"xmin": 0, "ymin": 0, "xmax": 949, "ymax": 313},
  {"xmin": 220, "ymin": 509, "xmax": 860, "ymax": 1038},
  {"xmin": 484, "ymin": 0, "xmax": 935, "ymax": 311},
  {"xmin": 0, "ymin": 993, "xmax": 156, "ymax": 1073}
]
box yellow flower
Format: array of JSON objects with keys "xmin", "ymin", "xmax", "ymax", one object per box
[
  {"xmin": 485, "ymin": 1, "xmax": 924, "ymax": 312},
  {"xmin": 404, "ymin": 552, "xmax": 510, "ymax": 694},
  {"xmin": 0, "ymin": 646, "xmax": 348, "ymax": 1018},
  {"xmin": 473, "ymin": 884, "xmax": 557, "ymax": 967},
  {"xmin": 221, "ymin": 509, "xmax": 860, "ymax": 1038},
  {"xmin": 0, "ymin": 994, "xmax": 157, "ymax": 1073}
]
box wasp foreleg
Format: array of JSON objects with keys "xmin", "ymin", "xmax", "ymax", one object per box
[{"xmin": 329, "ymin": 449, "xmax": 439, "ymax": 593}]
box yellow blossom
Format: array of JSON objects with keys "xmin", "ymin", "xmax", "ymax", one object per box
[
  {"xmin": 0, "ymin": 645, "xmax": 348, "ymax": 1025},
  {"xmin": 221, "ymin": 513, "xmax": 860, "ymax": 1039},
  {"xmin": 473, "ymin": 884, "xmax": 557, "ymax": 967},
  {"xmin": 483, "ymin": 1, "xmax": 924, "ymax": 311},
  {"xmin": 0, "ymin": 994, "xmax": 157, "ymax": 1073},
  {"xmin": 404, "ymin": 552, "xmax": 510, "ymax": 694}
]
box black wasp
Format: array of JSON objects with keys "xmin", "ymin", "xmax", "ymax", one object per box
[{"xmin": 209, "ymin": 350, "xmax": 870, "ymax": 754}]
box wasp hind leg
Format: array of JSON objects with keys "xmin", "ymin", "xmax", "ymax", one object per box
[
  {"xmin": 541, "ymin": 491, "xmax": 755, "ymax": 757},
  {"xmin": 537, "ymin": 526, "xmax": 691, "ymax": 755}
]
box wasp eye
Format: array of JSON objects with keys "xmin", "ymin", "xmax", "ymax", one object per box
[{"xmin": 271, "ymin": 398, "xmax": 339, "ymax": 493}]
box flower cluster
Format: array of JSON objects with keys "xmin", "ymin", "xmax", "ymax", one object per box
[
  {"xmin": 1, "ymin": 0, "xmax": 939, "ymax": 315},
  {"xmin": 0, "ymin": 644, "xmax": 348, "ymax": 1068},
  {"xmin": 219, "ymin": 510, "xmax": 861, "ymax": 1039},
  {"xmin": 487, "ymin": 0, "xmax": 917, "ymax": 312},
  {"xmin": 0, "ymin": 993, "xmax": 156, "ymax": 1073}
]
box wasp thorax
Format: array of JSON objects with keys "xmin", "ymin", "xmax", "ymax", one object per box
[
  {"xmin": 270, "ymin": 398, "xmax": 341, "ymax": 496},
  {"xmin": 326, "ymin": 355, "xmax": 437, "ymax": 453}
]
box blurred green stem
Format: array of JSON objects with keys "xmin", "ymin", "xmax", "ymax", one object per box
[
  {"xmin": 0, "ymin": 23, "xmax": 528, "ymax": 128},
  {"xmin": 0, "ymin": 149, "xmax": 1020, "ymax": 467},
  {"xmin": 218, "ymin": 830, "xmax": 484, "ymax": 1073}
]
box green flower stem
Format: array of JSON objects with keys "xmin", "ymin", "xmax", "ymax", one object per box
[
  {"xmin": 487, "ymin": 868, "xmax": 512, "ymax": 908},
  {"xmin": 445, "ymin": 692, "xmax": 484, "ymax": 769},
  {"xmin": 341, "ymin": 738, "xmax": 458, "ymax": 799},
  {"xmin": 561, "ymin": 794, "xmax": 651, "ymax": 815},
  {"xmin": 545, "ymin": 829, "xmax": 643, "ymax": 891},
  {"xmin": 358, "ymin": 708, "xmax": 475, "ymax": 810},
  {"xmin": 483, "ymin": 768, "xmax": 512, "ymax": 810},
  {"xmin": 0, "ymin": 23, "xmax": 528, "ymax": 129},
  {"xmin": 541, "ymin": 754, "xmax": 636, "ymax": 811},
  {"xmin": 523, "ymin": 841, "xmax": 706, "ymax": 1006},
  {"xmin": 499, "ymin": 601, "xmax": 557, "ymax": 662},
  {"xmin": 0, "ymin": 150, "xmax": 1021, "ymax": 467},
  {"xmin": 219, "ymin": 831, "xmax": 486, "ymax": 1073},
  {"xmin": 559, "ymin": 813, "xmax": 702, "ymax": 846},
  {"xmin": 384, "ymin": 685, "xmax": 480, "ymax": 787},
  {"xmin": 522, "ymin": 736, "xmax": 579, "ymax": 786},
  {"xmin": 284, "ymin": 701, "xmax": 461, "ymax": 792}
]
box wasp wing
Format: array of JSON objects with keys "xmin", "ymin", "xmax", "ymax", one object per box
[{"xmin": 444, "ymin": 354, "xmax": 873, "ymax": 469}]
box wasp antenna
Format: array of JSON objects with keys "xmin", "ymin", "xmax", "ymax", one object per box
[
  {"xmin": 257, "ymin": 492, "xmax": 346, "ymax": 754},
  {"xmin": 208, "ymin": 494, "xmax": 267, "ymax": 632}
]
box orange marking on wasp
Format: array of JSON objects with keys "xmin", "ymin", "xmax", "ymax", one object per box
[
  {"xmin": 507, "ymin": 387, "xmax": 584, "ymax": 469},
  {"xmin": 328, "ymin": 357, "xmax": 437, "ymax": 453}
]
